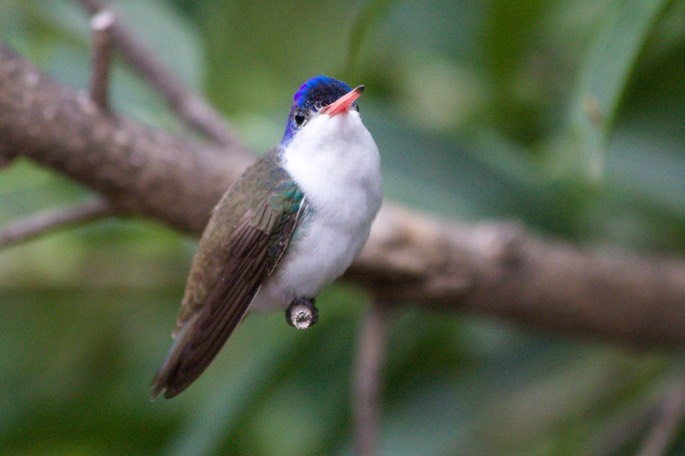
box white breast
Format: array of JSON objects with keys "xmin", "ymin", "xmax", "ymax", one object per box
[{"xmin": 250, "ymin": 111, "xmax": 382, "ymax": 311}]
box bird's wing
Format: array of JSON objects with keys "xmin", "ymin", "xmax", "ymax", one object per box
[{"xmin": 151, "ymin": 166, "xmax": 305, "ymax": 399}]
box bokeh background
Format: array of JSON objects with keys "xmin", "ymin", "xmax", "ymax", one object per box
[{"xmin": 1, "ymin": 0, "xmax": 684, "ymax": 454}]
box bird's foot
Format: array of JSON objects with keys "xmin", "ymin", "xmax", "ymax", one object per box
[{"xmin": 286, "ymin": 297, "xmax": 318, "ymax": 330}]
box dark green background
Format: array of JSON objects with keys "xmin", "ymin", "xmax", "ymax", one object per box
[{"xmin": 1, "ymin": 0, "xmax": 684, "ymax": 454}]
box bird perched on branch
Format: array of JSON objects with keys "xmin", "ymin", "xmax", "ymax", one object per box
[{"xmin": 152, "ymin": 76, "xmax": 382, "ymax": 399}]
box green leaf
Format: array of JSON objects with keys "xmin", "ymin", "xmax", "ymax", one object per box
[{"xmin": 564, "ymin": 0, "xmax": 672, "ymax": 181}]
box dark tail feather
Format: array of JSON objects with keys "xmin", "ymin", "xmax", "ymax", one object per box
[
  {"xmin": 150, "ymin": 322, "xmax": 193, "ymax": 400},
  {"xmin": 150, "ymin": 278, "xmax": 255, "ymax": 399}
]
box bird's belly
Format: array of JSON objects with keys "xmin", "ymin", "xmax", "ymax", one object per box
[{"xmin": 249, "ymin": 214, "xmax": 370, "ymax": 312}]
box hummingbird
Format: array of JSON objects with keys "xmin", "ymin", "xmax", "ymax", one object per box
[{"xmin": 151, "ymin": 76, "xmax": 383, "ymax": 399}]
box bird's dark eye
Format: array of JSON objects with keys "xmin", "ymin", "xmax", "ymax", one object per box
[{"xmin": 294, "ymin": 110, "xmax": 307, "ymax": 127}]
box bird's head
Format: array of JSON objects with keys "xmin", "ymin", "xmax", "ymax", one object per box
[{"xmin": 282, "ymin": 75, "xmax": 364, "ymax": 146}]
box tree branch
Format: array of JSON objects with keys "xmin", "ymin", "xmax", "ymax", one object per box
[
  {"xmin": 88, "ymin": 9, "xmax": 115, "ymax": 111},
  {"xmin": 0, "ymin": 42, "xmax": 252, "ymax": 234},
  {"xmin": 2, "ymin": 41, "xmax": 685, "ymax": 348},
  {"xmin": 351, "ymin": 209, "xmax": 685, "ymax": 347},
  {"xmin": 0, "ymin": 198, "xmax": 112, "ymax": 248},
  {"xmin": 76, "ymin": 0, "xmax": 239, "ymax": 147}
]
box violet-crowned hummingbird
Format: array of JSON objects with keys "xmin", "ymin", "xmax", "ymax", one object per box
[{"xmin": 151, "ymin": 76, "xmax": 382, "ymax": 399}]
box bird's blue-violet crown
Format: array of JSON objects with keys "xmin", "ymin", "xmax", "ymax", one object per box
[{"xmin": 281, "ymin": 76, "xmax": 355, "ymax": 146}]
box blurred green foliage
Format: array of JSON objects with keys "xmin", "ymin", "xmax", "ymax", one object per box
[{"xmin": 1, "ymin": 0, "xmax": 684, "ymax": 454}]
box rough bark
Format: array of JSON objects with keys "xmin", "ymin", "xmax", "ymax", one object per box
[
  {"xmin": 0, "ymin": 43, "xmax": 252, "ymax": 234},
  {"xmin": 2, "ymin": 42, "xmax": 685, "ymax": 348}
]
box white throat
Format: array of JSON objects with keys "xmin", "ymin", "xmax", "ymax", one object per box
[
  {"xmin": 281, "ymin": 111, "xmax": 382, "ymax": 218},
  {"xmin": 248, "ymin": 110, "xmax": 382, "ymax": 310}
]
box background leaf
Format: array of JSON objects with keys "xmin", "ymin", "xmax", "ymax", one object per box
[{"xmin": 562, "ymin": 0, "xmax": 674, "ymax": 182}]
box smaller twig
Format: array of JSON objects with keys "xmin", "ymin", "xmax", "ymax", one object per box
[
  {"xmin": 353, "ymin": 301, "xmax": 391, "ymax": 456},
  {"xmin": 89, "ymin": 9, "xmax": 116, "ymax": 111},
  {"xmin": 589, "ymin": 405, "xmax": 656, "ymax": 456},
  {"xmin": 637, "ymin": 378, "xmax": 685, "ymax": 456},
  {"xmin": 0, "ymin": 198, "xmax": 112, "ymax": 248},
  {"xmin": 76, "ymin": 0, "xmax": 238, "ymax": 147}
]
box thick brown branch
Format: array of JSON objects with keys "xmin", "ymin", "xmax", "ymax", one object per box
[
  {"xmin": 352, "ymin": 207, "xmax": 685, "ymax": 347},
  {"xmin": 0, "ymin": 42, "xmax": 252, "ymax": 234},
  {"xmin": 77, "ymin": 0, "xmax": 238, "ymax": 147},
  {"xmin": 2, "ymin": 42, "xmax": 685, "ymax": 348},
  {"xmin": 0, "ymin": 198, "xmax": 112, "ymax": 248}
]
